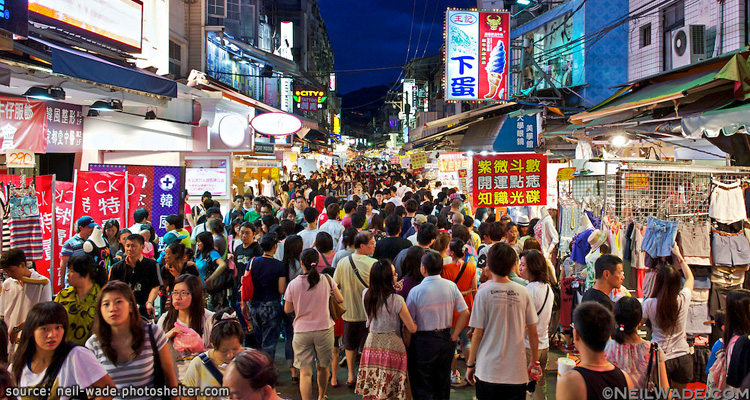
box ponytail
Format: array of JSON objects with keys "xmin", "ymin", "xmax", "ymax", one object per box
[
  {"xmin": 449, "ymin": 239, "xmax": 465, "ymax": 259},
  {"xmin": 301, "ymin": 248, "xmax": 321, "ymax": 289}
]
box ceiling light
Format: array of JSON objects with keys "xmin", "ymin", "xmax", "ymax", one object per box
[
  {"xmin": 516, "ymin": 0, "xmax": 532, "ymax": 5},
  {"xmin": 87, "ymin": 109, "xmax": 99, "ymax": 117},
  {"xmin": 24, "ymin": 86, "xmax": 66, "ymax": 101},
  {"xmin": 610, "ymin": 135, "xmax": 630, "ymax": 147},
  {"xmin": 90, "ymin": 100, "xmax": 123, "ymax": 112},
  {"xmin": 145, "ymin": 110, "xmax": 157, "ymax": 120}
]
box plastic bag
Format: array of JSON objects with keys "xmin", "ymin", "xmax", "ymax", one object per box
[{"xmin": 172, "ymin": 320, "xmax": 205, "ymax": 353}]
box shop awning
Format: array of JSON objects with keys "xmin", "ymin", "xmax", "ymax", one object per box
[
  {"xmin": 570, "ymin": 69, "xmax": 721, "ymax": 124},
  {"xmin": 410, "ymin": 118, "xmax": 483, "ymax": 147},
  {"xmin": 37, "ymin": 38, "xmax": 177, "ymax": 98},
  {"xmin": 422, "ymin": 102, "xmax": 515, "ymax": 130},
  {"xmin": 459, "ymin": 116, "xmax": 505, "ymax": 151},
  {"xmin": 682, "ymin": 103, "xmax": 750, "ymax": 138}
]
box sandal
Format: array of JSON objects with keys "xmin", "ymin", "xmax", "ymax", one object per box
[
  {"xmin": 347, "ymin": 380, "xmax": 356, "ymax": 389},
  {"xmin": 329, "ymin": 373, "xmax": 340, "ymax": 388}
]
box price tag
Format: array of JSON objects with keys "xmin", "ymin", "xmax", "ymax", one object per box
[
  {"xmin": 5, "ymin": 149, "xmax": 35, "ymax": 168},
  {"xmin": 556, "ymin": 167, "xmax": 576, "ymax": 181}
]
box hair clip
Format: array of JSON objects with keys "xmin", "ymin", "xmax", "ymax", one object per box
[{"xmin": 618, "ymin": 324, "xmax": 625, "ymax": 332}]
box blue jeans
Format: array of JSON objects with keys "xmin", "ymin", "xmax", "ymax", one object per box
[
  {"xmin": 282, "ymin": 309, "xmax": 296, "ymax": 368},
  {"xmin": 641, "ymin": 217, "xmax": 678, "ymax": 258},
  {"xmin": 249, "ymin": 300, "xmax": 283, "ymax": 362}
]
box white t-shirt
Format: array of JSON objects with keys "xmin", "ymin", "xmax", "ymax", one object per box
[
  {"xmin": 249, "ymin": 179, "xmax": 260, "ymax": 196},
  {"xmin": 525, "ymin": 281, "xmax": 553, "ymax": 349},
  {"xmin": 261, "ymin": 179, "xmax": 275, "ymax": 197},
  {"xmin": 469, "ymin": 281, "xmax": 538, "ymax": 385},
  {"xmin": 642, "ymin": 287, "xmax": 692, "ymax": 360},
  {"xmin": 20, "ymin": 346, "xmax": 107, "ymax": 400},
  {"xmin": 1, "ymin": 270, "xmax": 52, "ymax": 355},
  {"xmin": 298, "ymin": 228, "xmax": 319, "ymax": 249}
]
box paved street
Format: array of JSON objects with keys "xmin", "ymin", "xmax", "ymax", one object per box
[{"xmin": 269, "ymin": 340, "xmax": 565, "ymax": 400}]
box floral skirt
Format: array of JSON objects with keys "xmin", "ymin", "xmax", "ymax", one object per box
[{"xmin": 355, "ymin": 331, "xmax": 408, "ymax": 400}]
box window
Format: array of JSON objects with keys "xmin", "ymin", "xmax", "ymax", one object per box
[
  {"xmin": 662, "ymin": 0, "xmax": 685, "ymax": 70},
  {"xmin": 168, "ymin": 40, "xmax": 182, "ymax": 78},
  {"xmin": 207, "ymin": 0, "xmax": 226, "ymax": 18},
  {"xmin": 640, "ymin": 23, "xmax": 652, "ymax": 48},
  {"xmin": 227, "ymin": 0, "xmax": 240, "ymax": 20}
]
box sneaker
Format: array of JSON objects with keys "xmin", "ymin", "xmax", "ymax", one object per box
[{"xmin": 450, "ymin": 371, "xmax": 463, "ymax": 387}]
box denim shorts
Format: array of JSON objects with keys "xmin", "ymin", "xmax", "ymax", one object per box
[{"xmin": 640, "ymin": 217, "xmax": 678, "ymax": 258}]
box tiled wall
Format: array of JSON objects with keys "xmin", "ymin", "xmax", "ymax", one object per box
[{"xmin": 628, "ymin": 0, "xmax": 746, "ymax": 81}]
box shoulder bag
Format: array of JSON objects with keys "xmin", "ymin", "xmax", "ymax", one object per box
[
  {"xmin": 198, "ymin": 352, "xmax": 223, "ymax": 385},
  {"xmin": 205, "ymin": 253, "xmax": 232, "ymax": 294},
  {"xmin": 644, "ymin": 342, "xmax": 660, "ymax": 397},
  {"xmin": 453, "ymin": 259, "xmax": 469, "ymax": 284},
  {"xmin": 325, "ymin": 274, "xmax": 346, "ymax": 320},
  {"xmin": 349, "ymin": 255, "xmax": 368, "ymax": 288},
  {"xmin": 537, "ymin": 285, "xmax": 551, "ymax": 316},
  {"xmin": 148, "ymin": 323, "xmax": 169, "ymax": 400}
]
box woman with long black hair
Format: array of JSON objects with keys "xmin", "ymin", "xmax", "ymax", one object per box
[
  {"xmin": 12, "ymin": 302, "xmax": 115, "ymax": 400},
  {"xmin": 641, "ymin": 245, "xmax": 694, "ymax": 391},
  {"xmin": 281, "ymin": 234, "xmax": 304, "ymax": 383},
  {"xmin": 87, "ymin": 282, "xmax": 178, "ymax": 398},
  {"xmin": 356, "ymin": 260, "xmax": 417, "ymax": 400},
  {"xmin": 724, "ymin": 289, "xmax": 750, "ymax": 389},
  {"xmin": 195, "ymin": 231, "xmax": 228, "ymax": 310},
  {"xmin": 158, "ymin": 274, "xmax": 214, "ymax": 381}
]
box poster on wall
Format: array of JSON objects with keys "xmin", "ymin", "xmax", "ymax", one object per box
[
  {"xmin": 186, "ymin": 167, "xmax": 227, "ymax": 197},
  {"xmin": 445, "ymin": 10, "xmax": 510, "ymax": 101},
  {"xmin": 472, "ymin": 153, "xmax": 547, "ymax": 207},
  {"xmin": 0, "ymin": 96, "xmax": 47, "ymax": 153},
  {"xmin": 90, "ymin": 164, "xmax": 182, "ymax": 238},
  {"xmin": 233, "ymin": 160, "xmax": 280, "ymax": 197},
  {"xmin": 46, "ymin": 101, "xmax": 84, "ymax": 153}
]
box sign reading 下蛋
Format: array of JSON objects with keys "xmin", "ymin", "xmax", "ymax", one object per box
[
  {"xmin": 473, "ymin": 153, "xmax": 547, "ymax": 207},
  {"xmin": 445, "ymin": 10, "xmax": 510, "ymax": 101}
]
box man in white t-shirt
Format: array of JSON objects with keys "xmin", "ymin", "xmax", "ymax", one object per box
[
  {"xmin": 319, "ymin": 203, "xmax": 344, "ymax": 245},
  {"xmin": 466, "ymin": 243, "xmax": 538, "ymax": 400},
  {"xmin": 298, "ymin": 207, "xmax": 320, "ymax": 249},
  {"xmin": 0, "ymin": 249, "xmax": 52, "ymax": 355}
]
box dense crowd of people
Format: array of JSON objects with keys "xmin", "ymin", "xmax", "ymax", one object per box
[{"xmin": 0, "ymin": 160, "xmax": 748, "ymax": 400}]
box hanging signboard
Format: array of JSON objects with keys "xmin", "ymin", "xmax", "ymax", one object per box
[
  {"xmin": 445, "ymin": 10, "xmax": 510, "ymax": 101},
  {"xmin": 0, "ymin": 96, "xmax": 47, "ymax": 153},
  {"xmin": 46, "ymin": 101, "xmax": 84, "ymax": 153},
  {"xmin": 90, "ymin": 164, "xmax": 182, "ymax": 238},
  {"xmin": 494, "ymin": 114, "xmax": 539, "ymax": 152},
  {"xmin": 472, "ymin": 153, "xmax": 547, "ymax": 207},
  {"xmin": 411, "ymin": 152, "xmax": 427, "ymax": 170},
  {"xmin": 5, "ymin": 149, "xmax": 35, "ymax": 168},
  {"xmin": 32, "ymin": 175, "xmax": 54, "ymax": 284},
  {"xmin": 556, "ymin": 167, "xmax": 576, "ymax": 181}
]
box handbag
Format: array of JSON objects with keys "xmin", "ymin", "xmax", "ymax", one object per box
[
  {"xmin": 241, "ymin": 257, "xmax": 256, "ymax": 302},
  {"xmin": 550, "ymin": 283, "xmax": 562, "ymax": 311},
  {"xmin": 644, "ymin": 342, "xmax": 660, "ymax": 397},
  {"xmin": 205, "ymin": 254, "xmax": 232, "ymax": 293},
  {"xmin": 325, "ymin": 274, "xmax": 346, "ymax": 320},
  {"xmin": 148, "ymin": 323, "xmax": 169, "ymax": 400}
]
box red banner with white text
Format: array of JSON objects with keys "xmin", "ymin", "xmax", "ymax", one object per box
[
  {"xmin": 54, "ymin": 181, "xmax": 74, "ymax": 293},
  {"xmin": 31, "ymin": 176, "xmax": 54, "ymax": 282},
  {"xmin": 127, "ymin": 174, "xmax": 145, "ymax": 228},
  {"xmin": 0, "ymin": 96, "xmax": 47, "ymax": 153},
  {"xmin": 73, "ymin": 171, "xmax": 128, "ymax": 230},
  {"xmin": 472, "ymin": 153, "xmax": 547, "ymax": 207}
]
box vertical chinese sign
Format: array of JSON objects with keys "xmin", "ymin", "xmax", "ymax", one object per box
[
  {"xmin": 445, "ymin": 10, "xmax": 510, "ymax": 101},
  {"xmin": 46, "ymin": 101, "xmax": 84, "ymax": 153},
  {"xmin": 472, "ymin": 153, "xmax": 547, "ymax": 207},
  {"xmin": 494, "ymin": 114, "xmax": 540, "ymax": 152},
  {"xmin": 54, "ymin": 181, "xmax": 74, "ymax": 293},
  {"xmin": 32, "ymin": 176, "xmax": 55, "ymax": 283}
]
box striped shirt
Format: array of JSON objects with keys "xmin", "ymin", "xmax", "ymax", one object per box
[
  {"xmin": 406, "ymin": 275, "xmax": 468, "ymax": 331},
  {"xmin": 86, "ymin": 323, "xmax": 168, "ymax": 400}
]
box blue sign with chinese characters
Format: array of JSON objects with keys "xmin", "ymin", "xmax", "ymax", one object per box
[{"xmin": 493, "ymin": 114, "xmax": 538, "ymax": 152}]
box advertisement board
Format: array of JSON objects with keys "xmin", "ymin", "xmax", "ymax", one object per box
[
  {"xmin": 29, "ymin": 0, "xmax": 143, "ymax": 52},
  {"xmin": 494, "ymin": 113, "xmax": 539, "ymax": 152},
  {"xmin": 472, "ymin": 153, "xmax": 547, "ymax": 207},
  {"xmin": 294, "ymin": 86, "xmax": 326, "ymax": 112},
  {"xmin": 206, "ymin": 33, "xmax": 260, "ymax": 98},
  {"xmin": 0, "ymin": 95, "xmax": 47, "ymax": 153},
  {"xmin": 46, "ymin": 101, "xmax": 83, "ymax": 153},
  {"xmin": 445, "ymin": 10, "xmax": 510, "ymax": 101},
  {"xmin": 186, "ymin": 167, "xmax": 227, "ymax": 197}
]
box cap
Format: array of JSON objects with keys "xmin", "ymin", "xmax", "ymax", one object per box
[
  {"xmin": 588, "ymin": 230, "xmax": 607, "ymax": 252},
  {"xmin": 413, "ymin": 214, "xmax": 428, "ymax": 226},
  {"xmin": 517, "ymin": 215, "xmax": 530, "ymax": 227},
  {"xmin": 77, "ymin": 216, "xmax": 98, "ymax": 228}
]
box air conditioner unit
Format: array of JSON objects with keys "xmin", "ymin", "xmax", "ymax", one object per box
[{"xmin": 671, "ymin": 25, "xmax": 706, "ymax": 69}]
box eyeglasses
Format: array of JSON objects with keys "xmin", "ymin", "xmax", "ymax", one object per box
[{"xmin": 172, "ymin": 291, "xmax": 192, "ymax": 298}]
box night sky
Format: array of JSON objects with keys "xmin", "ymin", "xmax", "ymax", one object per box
[{"xmin": 319, "ymin": 0, "xmax": 477, "ymax": 95}]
